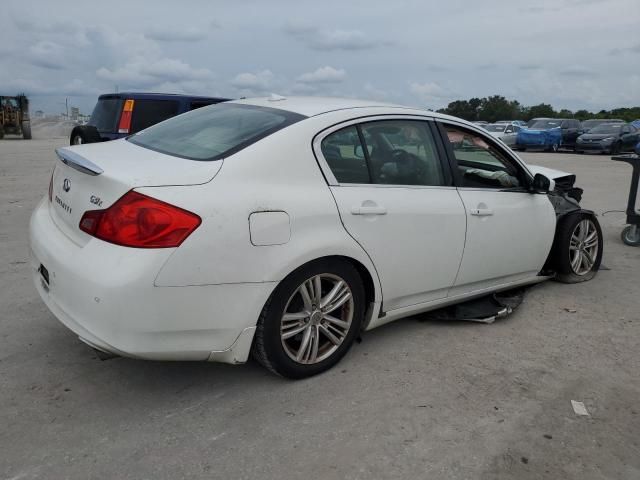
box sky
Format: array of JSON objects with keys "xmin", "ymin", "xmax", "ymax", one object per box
[{"xmin": 1, "ymin": 0, "xmax": 639, "ymax": 116}]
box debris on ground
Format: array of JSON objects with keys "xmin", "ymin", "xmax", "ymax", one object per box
[
  {"xmin": 421, "ymin": 288, "xmax": 527, "ymax": 324},
  {"xmin": 571, "ymin": 400, "xmax": 590, "ymax": 416}
]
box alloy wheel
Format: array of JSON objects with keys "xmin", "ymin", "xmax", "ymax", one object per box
[
  {"xmin": 569, "ymin": 218, "xmax": 599, "ymax": 275},
  {"xmin": 280, "ymin": 273, "xmax": 354, "ymax": 365}
]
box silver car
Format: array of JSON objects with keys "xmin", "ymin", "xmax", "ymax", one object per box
[{"xmin": 483, "ymin": 123, "xmax": 522, "ymax": 146}]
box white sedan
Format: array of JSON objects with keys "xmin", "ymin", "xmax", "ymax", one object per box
[
  {"xmin": 483, "ymin": 122, "xmax": 522, "ymax": 146},
  {"xmin": 29, "ymin": 97, "xmax": 602, "ymax": 378}
]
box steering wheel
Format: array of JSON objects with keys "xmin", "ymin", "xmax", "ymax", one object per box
[{"xmin": 388, "ymin": 149, "xmax": 425, "ymax": 183}]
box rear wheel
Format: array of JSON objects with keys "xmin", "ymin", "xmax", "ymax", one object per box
[
  {"xmin": 610, "ymin": 142, "xmax": 621, "ymax": 155},
  {"xmin": 0, "ymin": 125, "xmax": 4, "ymax": 139},
  {"xmin": 621, "ymin": 225, "xmax": 640, "ymax": 247},
  {"xmin": 21, "ymin": 121, "xmax": 32, "ymax": 140},
  {"xmin": 252, "ymin": 259, "xmax": 365, "ymax": 378},
  {"xmin": 553, "ymin": 213, "xmax": 602, "ymax": 283}
]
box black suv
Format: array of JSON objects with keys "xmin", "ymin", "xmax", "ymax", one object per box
[{"xmin": 70, "ymin": 92, "xmax": 229, "ymax": 145}]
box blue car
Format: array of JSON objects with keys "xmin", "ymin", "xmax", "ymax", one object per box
[
  {"xmin": 70, "ymin": 92, "xmax": 230, "ymax": 145},
  {"xmin": 515, "ymin": 120, "xmax": 563, "ymax": 152}
]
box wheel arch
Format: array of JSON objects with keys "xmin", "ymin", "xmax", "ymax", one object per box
[{"xmin": 263, "ymin": 254, "xmax": 382, "ymax": 330}]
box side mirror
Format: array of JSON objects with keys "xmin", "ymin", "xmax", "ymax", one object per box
[
  {"xmin": 354, "ymin": 145, "xmax": 364, "ymax": 158},
  {"xmin": 531, "ymin": 173, "xmax": 554, "ymax": 193}
]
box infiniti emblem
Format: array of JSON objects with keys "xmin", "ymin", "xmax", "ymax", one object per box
[{"xmin": 63, "ymin": 178, "xmax": 71, "ymax": 192}]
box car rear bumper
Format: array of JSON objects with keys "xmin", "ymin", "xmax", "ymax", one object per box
[{"xmin": 29, "ymin": 197, "xmax": 273, "ymax": 362}]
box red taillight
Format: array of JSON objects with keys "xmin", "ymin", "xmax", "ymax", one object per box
[
  {"xmin": 117, "ymin": 99, "xmax": 135, "ymax": 134},
  {"xmin": 48, "ymin": 168, "xmax": 54, "ymax": 202},
  {"xmin": 79, "ymin": 191, "xmax": 201, "ymax": 248}
]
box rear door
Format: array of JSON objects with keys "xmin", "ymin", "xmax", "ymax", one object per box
[
  {"xmin": 436, "ymin": 121, "xmax": 556, "ymax": 295},
  {"xmin": 314, "ymin": 117, "xmax": 466, "ymax": 311}
]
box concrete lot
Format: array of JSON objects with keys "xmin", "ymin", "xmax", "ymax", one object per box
[{"xmin": 1, "ymin": 137, "xmax": 639, "ymax": 480}]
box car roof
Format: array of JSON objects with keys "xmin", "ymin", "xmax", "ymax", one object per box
[
  {"xmin": 98, "ymin": 92, "xmax": 230, "ymax": 101},
  {"xmin": 228, "ymin": 96, "xmax": 420, "ymax": 117}
]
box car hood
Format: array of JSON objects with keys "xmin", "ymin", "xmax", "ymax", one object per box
[{"xmin": 527, "ymin": 165, "xmax": 574, "ymax": 181}]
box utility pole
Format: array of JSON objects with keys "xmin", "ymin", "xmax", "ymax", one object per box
[{"xmin": 65, "ymin": 98, "xmax": 69, "ymax": 118}]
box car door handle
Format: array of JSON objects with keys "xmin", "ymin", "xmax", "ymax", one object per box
[
  {"xmin": 351, "ymin": 205, "xmax": 387, "ymax": 215},
  {"xmin": 470, "ymin": 208, "xmax": 493, "ymax": 216}
]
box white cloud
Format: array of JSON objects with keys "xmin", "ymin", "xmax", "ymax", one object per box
[
  {"xmin": 96, "ymin": 58, "xmax": 214, "ymax": 88},
  {"xmin": 409, "ymin": 81, "xmax": 449, "ymax": 104},
  {"xmin": 230, "ymin": 70, "xmax": 275, "ymax": 91},
  {"xmin": 146, "ymin": 27, "xmax": 207, "ymax": 42},
  {"xmin": 296, "ymin": 66, "xmax": 346, "ymax": 84},
  {"xmin": 27, "ymin": 41, "xmax": 65, "ymax": 70},
  {"xmin": 284, "ymin": 22, "xmax": 386, "ymax": 51}
]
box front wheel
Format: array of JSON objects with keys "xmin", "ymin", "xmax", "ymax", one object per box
[
  {"xmin": 553, "ymin": 213, "xmax": 603, "ymax": 283},
  {"xmin": 621, "ymin": 225, "xmax": 640, "ymax": 247},
  {"xmin": 252, "ymin": 259, "xmax": 365, "ymax": 378},
  {"xmin": 21, "ymin": 121, "xmax": 32, "ymax": 140}
]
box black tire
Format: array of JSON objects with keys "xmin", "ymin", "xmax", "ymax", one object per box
[
  {"xmin": 0, "ymin": 125, "xmax": 4, "ymax": 139},
  {"xmin": 516, "ymin": 146, "xmax": 526, "ymax": 152},
  {"xmin": 21, "ymin": 121, "xmax": 32, "ymax": 140},
  {"xmin": 610, "ymin": 142, "xmax": 621, "ymax": 155},
  {"xmin": 621, "ymin": 225, "xmax": 640, "ymax": 247},
  {"xmin": 553, "ymin": 212, "xmax": 603, "ymax": 283},
  {"xmin": 576, "ymin": 150, "xmax": 584, "ymax": 154},
  {"xmin": 71, "ymin": 132, "xmax": 85, "ymax": 145},
  {"xmin": 252, "ymin": 259, "xmax": 365, "ymax": 379}
]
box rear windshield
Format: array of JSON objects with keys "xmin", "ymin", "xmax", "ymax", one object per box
[
  {"xmin": 89, "ymin": 97, "xmax": 122, "ymax": 132},
  {"xmin": 128, "ymin": 103, "xmax": 305, "ymax": 160}
]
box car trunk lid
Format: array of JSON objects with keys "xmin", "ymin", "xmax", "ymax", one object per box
[{"xmin": 49, "ymin": 139, "xmax": 221, "ymax": 245}]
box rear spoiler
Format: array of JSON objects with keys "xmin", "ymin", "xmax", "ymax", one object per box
[{"xmin": 55, "ymin": 148, "xmax": 103, "ymax": 176}]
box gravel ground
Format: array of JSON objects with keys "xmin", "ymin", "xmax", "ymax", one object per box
[{"xmin": 1, "ymin": 138, "xmax": 639, "ymax": 480}]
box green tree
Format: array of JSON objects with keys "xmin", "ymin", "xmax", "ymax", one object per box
[{"xmin": 525, "ymin": 103, "xmax": 556, "ymax": 120}]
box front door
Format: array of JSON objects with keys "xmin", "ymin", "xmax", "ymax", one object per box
[
  {"xmin": 316, "ymin": 118, "xmax": 466, "ymax": 311},
  {"xmin": 437, "ymin": 122, "xmax": 556, "ymax": 295}
]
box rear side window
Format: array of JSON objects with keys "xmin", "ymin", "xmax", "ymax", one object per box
[
  {"xmin": 89, "ymin": 97, "xmax": 122, "ymax": 132},
  {"xmin": 321, "ymin": 120, "xmax": 446, "ymax": 186},
  {"xmin": 128, "ymin": 103, "xmax": 305, "ymax": 161},
  {"xmin": 130, "ymin": 100, "xmax": 180, "ymax": 133}
]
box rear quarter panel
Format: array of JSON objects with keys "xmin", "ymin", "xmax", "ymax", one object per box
[{"xmin": 150, "ymin": 116, "xmax": 381, "ymax": 303}]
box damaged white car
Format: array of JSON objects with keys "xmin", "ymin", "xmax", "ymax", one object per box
[{"xmin": 29, "ymin": 97, "xmax": 602, "ymax": 378}]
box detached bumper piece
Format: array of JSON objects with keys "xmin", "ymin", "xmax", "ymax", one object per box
[{"xmin": 421, "ymin": 288, "xmax": 527, "ymax": 324}]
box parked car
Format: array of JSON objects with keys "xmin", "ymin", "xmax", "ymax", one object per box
[
  {"xmin": 31, "ymin": 97, "xmax": 602, "ymax": 378},
  {"xmin": 575, "ymin": 123, "xmax": 640, "ymax": 154},
  {"xmin": 497, "ymin": 120, "xmax": 527, "ymax": 127},
  {"xmin": 483, "ymin": 123, "xmax": 522, "ymax": 146},
  {"xmin": 581, "ymin": 119, "xmax": 623, "ymax": 133},
  {"xmin": 70, "ymin": 92, "xmax": 229, "ymax": 145},
  {"xmin": 516, "ymin": 118, "xmax": 582, "ymax": 151}
]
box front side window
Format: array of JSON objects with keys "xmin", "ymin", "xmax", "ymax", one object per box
[{"xmin": 443, "ymin": 125, "xmax": 523, "ymax": 189}]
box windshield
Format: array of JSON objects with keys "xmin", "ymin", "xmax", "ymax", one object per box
[
  {"xmin": 484, "ymin": 124, "xmax": 507, "ymax": 132},
  {"xmin": 530, "ymin": 120, "xmax": 562, "ymax": 130},
  {"xmin": 89, "ymin": 97, "xmax": 122, "ymax": 132},
  {"xmin": 128, "ymin": 103, "xmax": 305, "ymax": 161},
  {"xmin": 589, "ymin": 124, "xmax": 623, "ymax": 134}
]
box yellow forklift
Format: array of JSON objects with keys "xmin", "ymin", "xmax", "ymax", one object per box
[{"xmin": 0, "ymin": 94, "xmax": 31, "ymax": 139}]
